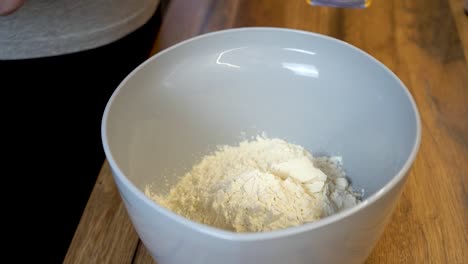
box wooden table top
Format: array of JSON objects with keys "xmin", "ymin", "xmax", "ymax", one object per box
[{"xmin": 64, "ymin": 0, "xmax": 468, "ymax": 263}]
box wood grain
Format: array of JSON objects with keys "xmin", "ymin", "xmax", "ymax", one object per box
[
  {"xmin": 449, "ymin": 0, "xmax": 468, "ymax": 60},
  {"xmin": 133, "ymin": 242, "xmax": 157, "ymax": 264},
  {"xmin": 67, "ymin": 0, "xmax": 467, "ymax": 263},
  {"xmin": 63, "ymin": 162, "xmax": 140, "ymax": 263}
]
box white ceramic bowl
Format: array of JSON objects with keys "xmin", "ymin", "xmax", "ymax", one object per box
[{"xmin": 102, "ymin": 27, "xmax": 421, "ymax": 264}]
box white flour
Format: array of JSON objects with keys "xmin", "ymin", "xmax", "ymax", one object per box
[{"xmin": 145, "ymin": 136, "xmax": 361, "ymax": 232}]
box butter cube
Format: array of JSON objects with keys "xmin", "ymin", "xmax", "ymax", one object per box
[
  {"xmin": 305, "ymin": 181, "xmax": 325, "ymax": 193},
  {"xmin": 334, "ymin": 177, "xmax": 349, "ymax": 190},
  {"xmin": 270, "ymin": 157, "xmax": 328, "ymax": 183}
]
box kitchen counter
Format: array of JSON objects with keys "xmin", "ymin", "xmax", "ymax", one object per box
[{"xmin": 64, "ymin": 0, "xmax": 468, "ymax": 263}]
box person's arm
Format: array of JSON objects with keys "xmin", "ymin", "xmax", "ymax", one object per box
[{"xmin": 0, "ymin": 0, "xmax": 25, "ymax": 16}]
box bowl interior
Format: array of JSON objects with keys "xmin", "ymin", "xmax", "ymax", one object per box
[{"xmin": 104, "ymin": 28, "xmax": 419, "ymax": 199}]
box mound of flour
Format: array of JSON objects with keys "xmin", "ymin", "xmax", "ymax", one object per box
[{"xmin": 146, "ymin": 136, "xmax": 361, "ymax": 232}]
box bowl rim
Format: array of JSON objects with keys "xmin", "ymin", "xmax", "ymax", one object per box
[{"xmin": 101, "ymin": 27, "xmax": 422, "ymax": 241}]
